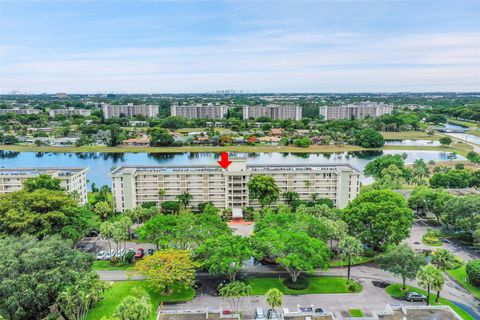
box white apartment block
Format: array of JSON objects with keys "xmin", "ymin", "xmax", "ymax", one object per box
[
  {"xmin": 242, "ymin": 105, "xmax": 302, "ymax": 120},
  {"xmin": 0, "ymin": 167, "xmax": 89, "ymax": 204},
  {"xmin": 0, "ymin": 107, "xmax": 40, "ymax": 115},
  {"xmin": 49, "ymin": 107, "xmax": 92, "ymax": 117},
  {"xmin": 110, "ymin": 159, "xmax": 360, "ymax": 212},
  {"xmin": 170, "ymin": 104, "xmax": 230, "ymax": 119},
  {"xmin": 319, "ymin": 102, "xmax": 394, "ymax": 120},
  {"xmin": 102, "ymin": 103, "xmax": 159, "ymax": 119}
]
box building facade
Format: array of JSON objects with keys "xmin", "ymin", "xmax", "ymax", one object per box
[
  {"xmin": 102, "ymin": 103, "xmax": 159, "ymax": 119},
  {"xmin": 170, "ymin": 104, "xmax": 230, "ymax": 119},
  {"xmin": 0, "ymin": 107, "xmax": 40, "ymax": 115},
  {"xmin": 110, "ymin": 159, "xmax": 360, "ymax": 212},
  {"xmin": 49, "ymin": 107, "xmax": 92, "ymax": 117},
  {"xmin": 242, "ymin": 105, "xmax": 302, "ymax": 120},
  {"xmin": 0, "ymin": 167, "xmax": 89, "ymax": 204},
  {"xmin": 319, "ymin": 102, "xmax": 394, "ymax": 120}
]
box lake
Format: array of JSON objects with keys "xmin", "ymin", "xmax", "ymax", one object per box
[
  {"xmin": 0, "ymin": 150, "xmax": 464, "ymax": 188},
  {"xmin": 385, "ymin": 140, "xmax": 440, "ymax": 146},
  {"xmin": 446, "ymin": 132, "xmax": 480, "ymax": 146}
]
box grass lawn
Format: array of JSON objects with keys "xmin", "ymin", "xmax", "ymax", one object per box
[
  {"xmin": 87, "ymin": 192, "xmax": 113, "ymax": 204},
  {"xmin": 244, "ymin": 276, "xmax": 362, "ymax": 295},
  {"xmin": 87, "ymin": 281, "xmax": 195, "ymax": 320},
  {"xmin": 447, "ymin": 266, "xmax": 480, "ymax": 300},
  {"xmin": 329, "ymin": 256, "xmax": 375, "ymax": 267},
  {"xmin": 348, "ymin": 309, "xmax": 364, "ymax": 317},
  {"xmin": 385, "ymin": 283, "xmax": 474, "ymax": 320},
  {"xmin": 92, "ymin": 260, "xmax": 134, "ymax": 271},
  {"xmin": 421, "ymin": 237, "xmax": 443, "ymax": 247},
  {"xmin": 381, "ymin": 131, "xmax": 438, "ymax": 140}
]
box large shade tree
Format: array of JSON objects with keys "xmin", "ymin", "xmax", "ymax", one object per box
[
  {"xmin": 342, "ymin": 190, "xmax": 414, "ymax": 250},
  {"xmin": 247, "ymin": 175, "xmax": 280, "ymax": 207}
]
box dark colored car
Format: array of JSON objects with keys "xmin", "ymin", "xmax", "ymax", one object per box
[
  {"xmin": 147, "ymin": 248, "xmax": 155, "ymax": 255},
  {"xmin": 314, "ymin": 308, "xmax": 325, "ymax": 314},
  {"xmin": 134, "ymin": 248, "xmax": 145, "ymax": 259},
  {"xmin": 267, "ymin": 309, "xmax": 279, "ymax": 319},
  {"xmin": 405, "ymin": 292, "xmax": 427, "ymax": 302}
]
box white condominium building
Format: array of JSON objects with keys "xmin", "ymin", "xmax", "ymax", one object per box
[
  {"xmin": 110, "ymin": 159, "xmax": 360, "ymax": 212},
  {"xmin": 0, "ymin": 167, "xmax": 89, "ymax": 204},
  {"xmin": 242, "ymin": 105, "xmax": 302, "ymax": 121},
  {"xmin": 319, "ymin": 102, "xmax": 395, "ymax": 120},
  {"xmin": 49, "ymin": 107, "xmax": 92, "ymax": 117},
  {"xmin": 170, "ymin": 104, "xmax": 230, "ymax": 119},
  {"xmin": 0, "ymin": 107, "xmax": 40, "ymax": 115},
  {"xmin": 102, "ymin": 103, "xmax": 159, "ymax": 119}
]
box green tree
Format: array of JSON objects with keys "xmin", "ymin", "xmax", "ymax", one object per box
[
  {"xmin": 416, "ymin": 264, "xmax": 444, "ymax": 305},
  {"xmin": 377, "ymin": 244, "xmax": 425, "ymax": 290},
  {"xmin": 114, "ymin": 295, "xmax": 151, "ymax": 320},
  {"xmin": 338, "ymin": 236, "xmax": 363, "ymax": 281},
  {"xmin": 147, "ymin": 127, "xmax": 174, "ymax": 146},
  {"xmin": 161, "ymin": 200, "xmax": 180, "ymax": 214},
  {"xmin": 134, "ymin": 249, "xmax": 196, "ymax": 294},
  {"xmin": 411, "ymin": 159, "xmax": 430, "ymax": 185},
  {"xmin": 57, "ymin": 272, "xmax": 106, "ymax": 320},
  {"xmin": 293, "ymin": 137, "xmax": 311, "ymax": 148},
  {"xmin": 407, "ymin": 187, "xmax": 452, "ymax": 221},
  {"xmin": 364, "ymin": 154, "xmax": 408, "ymax": 180},
  {"xmin": 439, "ymin": 136, "xmax": 452, "ymax": 148},
  {"xmin": 94, "ymin": 201, "xmax": 113, "ymax": 220},
  {"xmin": 248, "ymin": 175, "xmax": 280, "ymax": 207},
  {"xmin": 195, "ymin": 234, "xmax": 253, "ymax": 281},
  {"xmin": 265, "ymin": 288, "xmax": 283, "ymax": 311},
  {"xmin": 466, "ymin": 260, "xmax": 480, "ymax": 286},
  {"xmin": 254, "ymin": 230, "xmax": 330, "ymax": 282},
  {"xmin": 176, "ymin": 192, "xmax": 192, "ymax": 210},
  {"xmin": 466, "ymin": 151, "xmax": 480, "ymax": 167},
  {"xmin": 283, "ymin": 191, "xmax": 300, "ymax": 208},
  {"xmin": 372, "ymin": 164, "xmax": 406, "ymax": 190},
  {"xmin": 342, "ymin": 190, "xmax": 413, "ymax": 250},
  {"xmin": 218, "ymin": 281, "xmax": 252, "ymax": 312},
  {"xmin": 23, "ymin": 174, "xmax": 62, "ymax": 192},
  {"xmin": 0, "ymin": 236, "xmax": 92, "ymax": 320},
  {"xmin": 355, "ymin": 128, "xmax": 384, "ymax": 148},
  {"xmin": 431, "ymin": 248, "xmax": 456, "ymax": 271}
]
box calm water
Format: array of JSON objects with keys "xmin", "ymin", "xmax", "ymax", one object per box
[
  {"xmin": 0, "ymin": 150, "xmax": 464, "ymax": 188},
  {"xmin": 446, "ymin": 132, "xmax": 480, "ymax": 146},
  {"xmin": 385, "ymin": 139, "xmax": 440, "ymax": 146}
]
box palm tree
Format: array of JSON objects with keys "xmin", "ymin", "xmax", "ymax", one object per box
[
  {"xmin": 176, "ymin": 192, "xmax": 192, "ymax": 210},
  {"xmin": 417, "ymin": 264, "xmax": 443, "ymax": 305},
  {"xmin": 339, "ymin": 236, "xmax": 363, "ymax": 281},
  {"xmin": 265, "ymin": 288, "xmax": 283, "ymax": 312},
  {"xmin": 412, "ymin": 159, "xmax": 430, "ymax": 185},
  {"xmin": 431, "ymin": 248, "xmax": 455, "ymax": 271},
  {"xmin": 158, "ymin": 188, "xmax": 166, "ymax": 200}
]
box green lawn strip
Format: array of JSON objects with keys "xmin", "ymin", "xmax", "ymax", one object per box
[
  {"xmin": 329, "ymin": 256, "xmax": 375, "ymax": 267},
  {"xmin": 348, "ymin": 309, "xmax": 364, "ymax": 317},
  {"xmin": 385, "ymin": 283, "xmax": 474, "ymax": 320},
  {"xmin": 244, "ymin": 276, "xmax": 362, "ymax": 295},
  {"xmin": 87, "ymin": 280, "xmax": 195, "ymax": 320},
  {"xmin": 92, "ymin": 260, "xmax": 134, "ymax": 271},
  {"xmin": 447, "ymin": 266, "xmax": 480, "ymax": 300},
  {"xmin": 381, "ymin": 131, "xmax": 438, "ymax": 140}
]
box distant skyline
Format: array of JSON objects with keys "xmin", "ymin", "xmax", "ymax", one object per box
[{"xmin": 1, "ymin": 1, "xmax": 479, "ymax": 93}]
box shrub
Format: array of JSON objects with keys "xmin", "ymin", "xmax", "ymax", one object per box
[
  {"xmin": 347, "ymin": 281, "xmax": 362, "ymax": 292},
  {"xmin": 283, "ymin": 276, "xmax": 309, "ymax": 290},
  {"xmin": 364, "ymin": 248, "xmax": 376, "ymax": 258},
  {"xmin": 124, "ymin": 250, "xmax": 135, "ymax": 263},
  {"xmin": 466, "ymin": 260, "xmax": 480, "ymax": 286}
]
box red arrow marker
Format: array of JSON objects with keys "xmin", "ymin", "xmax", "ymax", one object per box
[{"xmin": 217, "ymin": 152, "xmax": 232, "ymax": 169}]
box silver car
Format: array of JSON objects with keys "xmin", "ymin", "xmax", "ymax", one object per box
[{"xmin": 254, "ymin": 308, "xmax": 266, "ymax": 320}]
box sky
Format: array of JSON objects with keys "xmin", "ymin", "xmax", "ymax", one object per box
[{"xmin": 0, "ymin": 0, "xmax": 479, "ymax": 93}]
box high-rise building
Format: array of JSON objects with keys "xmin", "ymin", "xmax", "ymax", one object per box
[
  {"xmin": 0, "ymin": 107, "xmax": 40, "ymax": 115},
  {"xmin": 242, "ymin": 105, "xmax": 302, "ymax": 120},
  {"xmin": 0, "ymin": 167, "xmax": 89, "ymax": 204},
  {"xmin": 170, "ymin": 104, "xmax": 230, "ymax": 119},
  {"xmin": 319, "ymin": 102, "xmax": 394, "ymax": 120},
  {"xmin": 49, "ymin": 107, "xmax": 92, "ymax": 117},
  {"xmin": 110, "ymin": 159, "xmax": 360, "ymax": 212},
  {"xmin": 101, "ymin": 103, "xmax": 159, "ymax": 119}
]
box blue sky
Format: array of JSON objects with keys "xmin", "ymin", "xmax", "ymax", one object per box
[{"xmin": 0, "ymin": 1, "xmax": 479, "ymax": 93}]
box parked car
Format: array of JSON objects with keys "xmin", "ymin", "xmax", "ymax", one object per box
[
  {"xmin": 314, "ymin": 308, "xmax": 325, "ymax": 314},
  {"xmin": 254, "ymin": 308, "xmax": 266, "ymax": 320},
  {"xmin": 267, "ymin": 309, "xmax": 279, "ymax": 319},
  {"xmin": 134, "ymin": 248, "xmax": 145, "ymax": 259},
  {"xmin": 87, "ymin": 230, "xmax": 99, "ymax": 237},
  {"xmin": 110, "ymin": 250, "xmax": 116, "ymax": 258},
  {"xmin": 405, "ymin": 292, "xmax": 427, "ymax": 302},
  {"xmin": 104, "ymin": 251, "xmax": 111, "ymax": 260},
  {"xmin": 147, "ymin": 248, "xmax": 155, "ymax": 255},
  {"xmin": 96, "ymin": 251, "xmax": 106, "ymax": 260}
]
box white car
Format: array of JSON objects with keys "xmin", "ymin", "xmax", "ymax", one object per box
[
  {"xmin": 104, "ymin": 251, "xmax": 111, "ymax": 260},
  {"xmin": 110, "ymin": 249, "xmax": 116, "ymax": 258},
  {"xmin": 117, "ymin": 249, "xmax": 126, "ymax": 257},
  {"xmin": 96, "ymin": 251, "xmax": 106, "ymax": 260}
]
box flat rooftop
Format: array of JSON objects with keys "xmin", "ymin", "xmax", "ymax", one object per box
[
  {"xmin": 0, "ymin": 167, "xmax": 87, "ymax": 177},
  {"xmin": 110, "ymin": 163, "xmax": 359, "ymax": 176},
  {"xmin": 379, "ymin": 309, "xmax": 460, "ymax": 320}
]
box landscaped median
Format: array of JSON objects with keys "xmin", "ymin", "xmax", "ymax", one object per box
[
  {"xmin": 86, "ymin": 281, "xmax": 195, "ymax": 320},
  {"xmin": 244, "ymin": 276, "xmax": 363, "ymax": 295},
  {"xmin": 385, "ymin": 283, "xmax": 475, "ymax": 320},
  {"xmin": 92, "ymin": 260, "xmax": 134, "ymax": 271}
]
